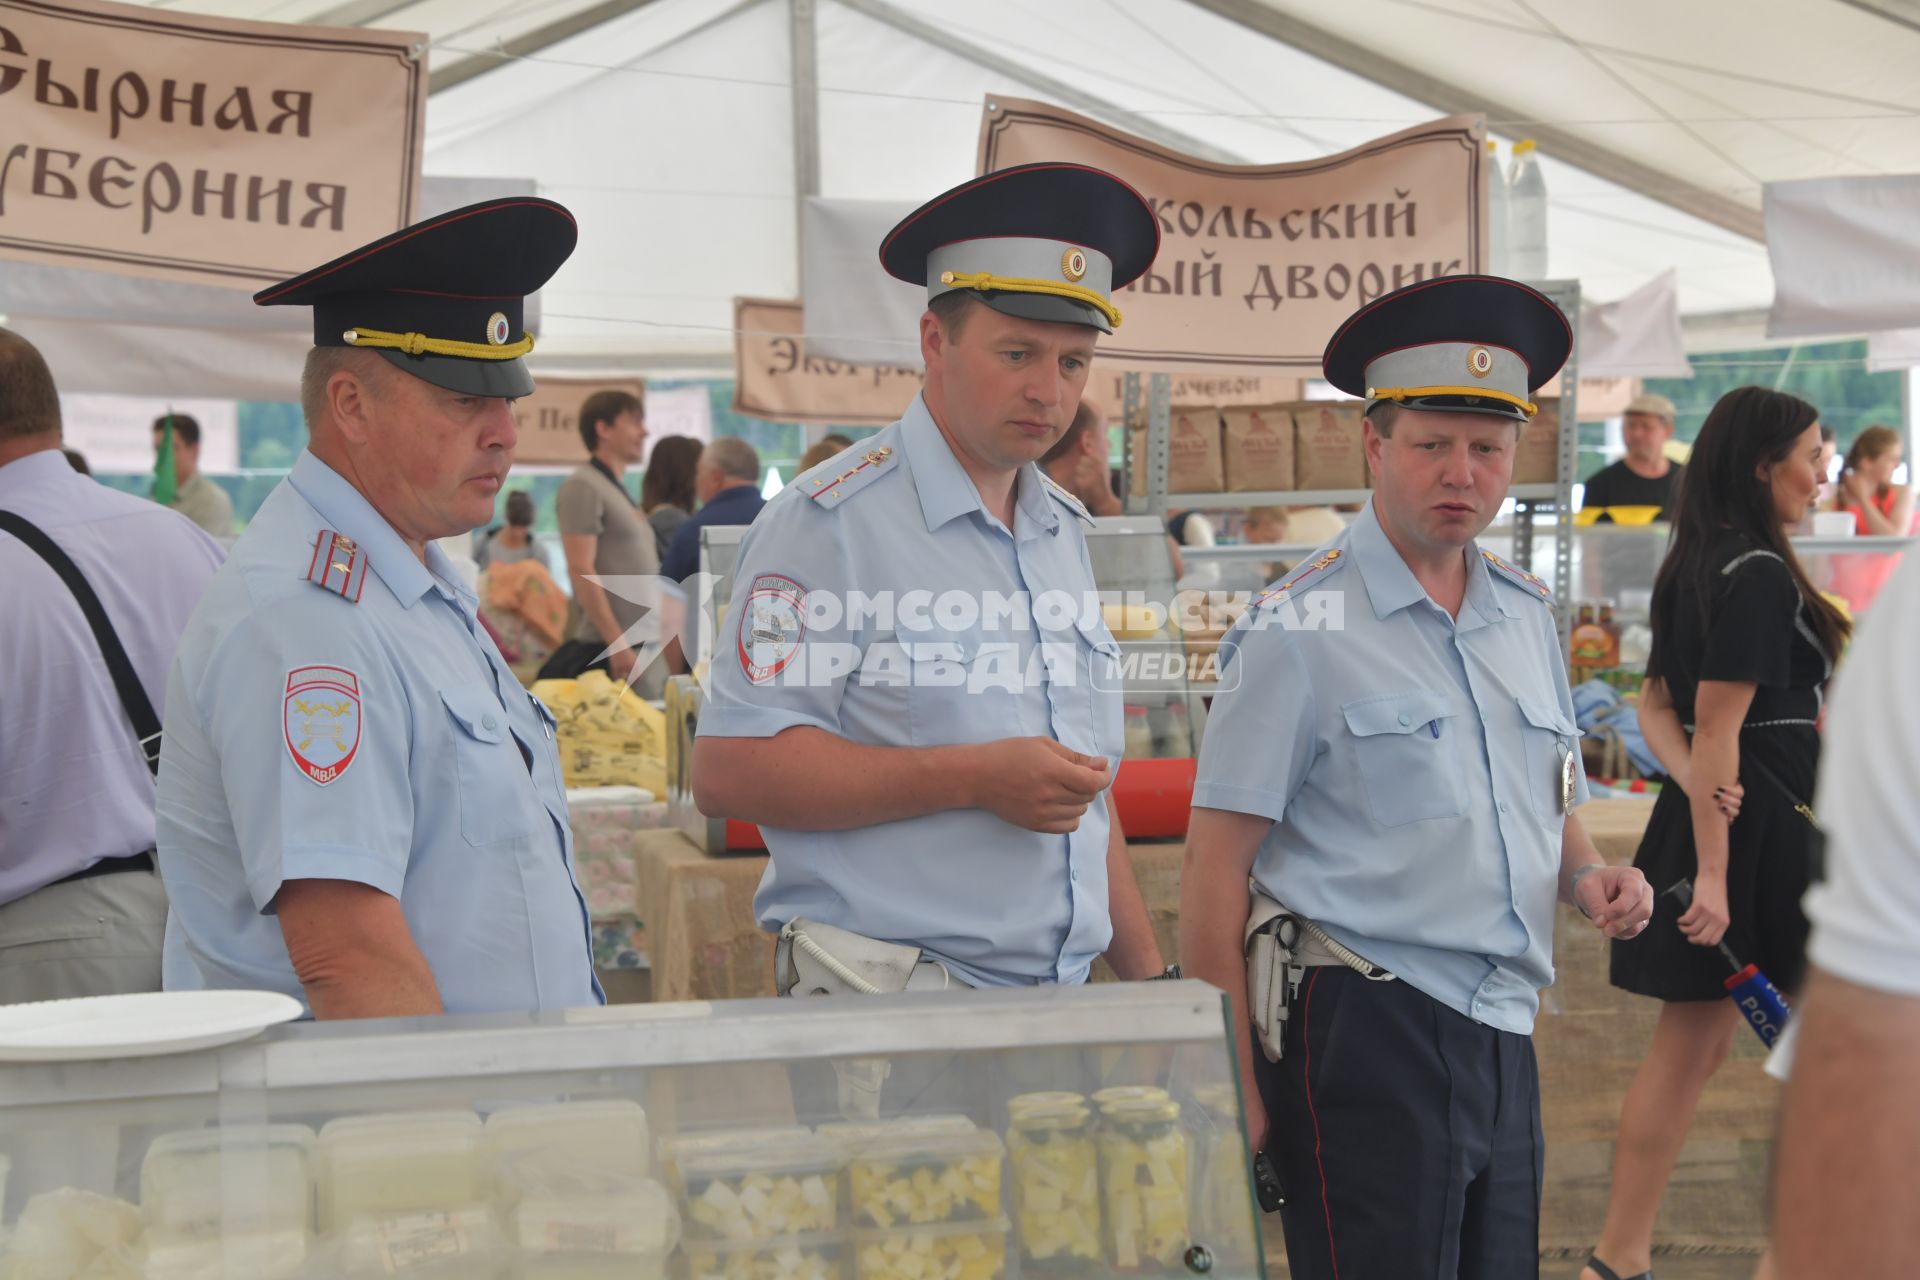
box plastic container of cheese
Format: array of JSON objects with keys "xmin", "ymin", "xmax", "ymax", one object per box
[
  {"xmin": 850, "ymin": 1217, "xmax": 1010, "ymax": 1280},
  {"xmin": 140, "ymin": 1124, "xmax": 316, "ymax": 1236},
  {"xmin": 484, "ymin": 1099, "xmax": 651, "ymax": 1180},
  {"xmin": 679, "ymin": 1230, "xmax": 846, "ymax": 1280},
  {"xmin": 660, "ymin": 1127, "xmax": 811, "ymax": 1189},
  {"xmin": 676, "ymin": 1137, "xmax": 844, "ymax": 1243},
  {"xmin": 814, "ymin": 1114, "xmax": 976, "ymax": 1147},
  {"xmin": 506, "ymin": 1176, "xmax": 678, "ymax": 1259},
  {"xmin": 317, "ymin": 1111, "xmax": 487, "ymax": 1228},
  {"xmin": 842, "ymin": 1128, "xmax": 1005, "ymax": 1230}
]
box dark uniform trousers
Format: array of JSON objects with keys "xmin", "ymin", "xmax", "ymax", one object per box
[{"xmin": 1254, "ymin": 967, "xmax": 1544, "ymax": 1280}]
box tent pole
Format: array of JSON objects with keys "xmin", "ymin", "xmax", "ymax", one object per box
[{"xmin": 791, "ymin": 0, "xmax": 821, "ymax": 293}]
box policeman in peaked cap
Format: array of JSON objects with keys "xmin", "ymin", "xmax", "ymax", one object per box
[
  {"xmin": 155, "ymin": 199, "xmax": 603, "ymax": 1019},
  {"xmin": 1180, "ymin": 275, "xmax": 1656, "ymax": 1278},
  {"xmin": 695, "ymin": 163, "xmax": 1171, "ymax": 1001}
]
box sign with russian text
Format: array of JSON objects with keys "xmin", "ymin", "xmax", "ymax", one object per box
[
  {"xmin": 0, "ymin": 0, "xmax": 426, "ymax": 288},
  {"xmin": 978, "ymin": 98, "xmax": 1487, "ymax": 370},
  {"xmin": 733, "ymin": 297, "xmax": 925, "ymax": 425}
]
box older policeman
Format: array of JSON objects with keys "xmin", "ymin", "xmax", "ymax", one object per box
[
  {"xmin": 157, "ymin": 200, "xmax": 602, "ymax": 1019},
  {"xmin": 1180, "ymin": 277, "xmax": 1654, "ymax": 1279},
  {"xmin": 694, "ymin": 164, "xmax": 1166, "ymax": 990}
]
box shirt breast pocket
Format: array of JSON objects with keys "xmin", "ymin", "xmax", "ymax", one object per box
[
  {"xmin": 1517, "ymin": 697, "xmax": 1578, "ymax": 820},
  {"xmin": 440, "ymin": 684, "xmax": 539, "ymax": 846},
  {"xmin": 1341, "ymin": 690, "xmax": 1467, "ymax": 827},
  {"xmin": 902, "ymin": 629, "xmax": 1021, "ymax": 744}
]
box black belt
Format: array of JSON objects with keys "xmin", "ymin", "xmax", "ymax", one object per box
[{"xmin": 53, "ymin": 850, "xmax": 154, "ymax": 887}]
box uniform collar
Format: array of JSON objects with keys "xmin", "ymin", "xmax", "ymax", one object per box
[
  {"xmin": 900, "ymin": 394, "xmax": 1059, "ymax": 539},
  {"xmin": 288, "ymin": 449, "xmax": 468, "ymax": 610},
  {"xmin": 1351, "ymin": 499, "xmax": 1513, "ymax": 626}
]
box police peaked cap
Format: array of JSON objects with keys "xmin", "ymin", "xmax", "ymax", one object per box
[
  {"xmin": 254, "ymin": 197, "xmax": 578, "ymax": 398},
  {"xmin": 880, "ymin": 163, "xmax": 1161, "ymax": 334},
  {"xmin": 1322, "ymin": 275, "xmax": 1571, "ymax": 422}
]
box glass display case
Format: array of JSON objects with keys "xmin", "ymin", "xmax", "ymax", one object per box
[
  {"xmin": 1085, "ymin": 516, "xmax": 1206, "ymax": 761},
  {"xmin": 0, "ymin": 984, "xmax": 1261, "ymax": 1279}
]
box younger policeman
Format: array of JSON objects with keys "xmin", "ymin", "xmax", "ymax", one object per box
[
  {"xmin": 157, "ymin": 200, "xmax": 602, "ymax": 1019},
  {"xmin": 694, "ymin": 164, "xmax": 1165, "ymax": 990},
  {"xmin": 1179, "ymin": 276, "xmax": 1654, "ymax": 1278}
]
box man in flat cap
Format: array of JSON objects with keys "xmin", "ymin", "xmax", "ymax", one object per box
[
  {"xmin": 1180, "ymin": 276, "xmax": 1655, "ymax": 1277},
  {"xmin": 694, "ymin": 163, "xmax": 1166, "ymax": 996},
  {"xmin": 1582, "ymin": 391, "xmax": 1683, "ymax": 521},
  {"xmin": 156, "ymin": 198, "xmax": 602, "ymax": 1019}
]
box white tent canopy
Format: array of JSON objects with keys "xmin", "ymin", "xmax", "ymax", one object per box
[{"xmin": 23, "ymin": 0, "xmax": 1920, "ymax": 392}]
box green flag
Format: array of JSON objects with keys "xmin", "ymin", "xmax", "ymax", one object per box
[{"xmin": 153, "ymin": 414, "xmax": 177, "ymax": 506}]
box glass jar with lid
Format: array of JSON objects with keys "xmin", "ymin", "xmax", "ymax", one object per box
[
  {"xmin": 1006, "ymin": 1099, "xmax": 1102, "ymax": 1273},
  {"xmin": 1096, "ymin": 1098, "xmax": 1189, "ymax": 1272}
]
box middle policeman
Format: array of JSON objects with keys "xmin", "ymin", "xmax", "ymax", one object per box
[{"xmin": 695, "ymin": 164, "xmax": 1165, "ymax": 992}]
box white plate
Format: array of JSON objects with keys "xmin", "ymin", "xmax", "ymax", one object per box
[{"xmin": 0, "ymin": 990, "xmax": 304, "ymax": 1062}]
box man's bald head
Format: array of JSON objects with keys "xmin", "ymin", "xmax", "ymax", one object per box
[{"xmin": 0, "ymin": 327, "xmax": 61, "ymax": 446}]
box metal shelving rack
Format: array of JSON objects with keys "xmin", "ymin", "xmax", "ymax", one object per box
[{"xmin": 1121, "ymin": 278, "xmax": 1582, "ymax": 645}]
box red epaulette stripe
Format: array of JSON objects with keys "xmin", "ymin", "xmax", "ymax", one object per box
[{"xmin": 807, "ymin": 456, "xmax": 878, "ymax": 499}]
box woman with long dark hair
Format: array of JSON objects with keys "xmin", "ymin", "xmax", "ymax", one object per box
[
  {"xmin": 640, "ymin": 434, "xmax": 702, "ymax": 560},
  {"xmin": 1582, "ymin": 387, "xmax": 1848, "ymax": 1280}
]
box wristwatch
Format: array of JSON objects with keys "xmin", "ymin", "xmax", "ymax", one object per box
[{"xmin": 1147, "ymin": 964, "xmax": 1183, "ymax": 981}]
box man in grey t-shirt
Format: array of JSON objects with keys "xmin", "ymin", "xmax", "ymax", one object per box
[{"xmin": 550, "ymin": 389, "xmax": 663, "ymax": 693}]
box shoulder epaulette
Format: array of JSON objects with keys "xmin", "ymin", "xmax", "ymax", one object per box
[
  {"xmin": 1252, "ymin": 547, "xmax": 1346, "ymax": 609},
  {"xmin": 1482, "ymin": 549, "xmax": 1553, "ymax": 603},
  {"xmin": 1038, "ymin": 471, "xmax": 1095, "ymax": 527},
  {"xmin": 804, "ymin": 446, "xmax": 898, "ymax": 510},
  {"xmin": 305, "ymin": 530, "xmax": 369, "ymax": 602}
]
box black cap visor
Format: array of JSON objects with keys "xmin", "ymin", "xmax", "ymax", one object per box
[
  {"xmin": 972, "ymin": 289, "xmax": 1112, "ymax": 334},
  {"xmin": 373, "ymin": 349, "xmax": 536, "ymax": 398}
]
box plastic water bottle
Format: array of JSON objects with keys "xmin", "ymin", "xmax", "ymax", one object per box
[
  {"xmin": 1507, "ymin": 138, "xmax": 1548, "ymax": 281},
  {"xmin": 1485, "ymin": 140, "xmax": 1510, "ymax": 277}
]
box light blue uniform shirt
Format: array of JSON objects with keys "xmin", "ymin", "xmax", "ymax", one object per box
[
  {"xmin": 1193, "ymin": 501, "xmax": 1587, "ymax": 1034},
  {"xmin": 157, "ymin": 451, "xmax": 602, "ymax": 1014},
  {"xmin": 699, "ymin": 395, "xmax": 1125, "ymax": 988}
]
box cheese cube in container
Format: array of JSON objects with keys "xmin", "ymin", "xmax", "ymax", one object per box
[
  {"xmin": 850, "ymin": 1217, "xmax": 1010, "ymax": 1280},
  {"xmin": 842, "ymin": 1129, "xmax": 1005, "ymax": 1231},
  {"xmin": 676, "ymin": 1136, "xmax": 843, "ymax": 1243},
  {"xmin": 139, "ymin": 1124, "xmax": 316, "ymax": 1238},
  {"xmin": 485, "ymin": 1099, "xmax": 651, "ymax": 1180},
  {"xmin": 680, "ymin": 1231, "xmax": 846, "ymax": 1280},
  {"xmin": 317, "ymin": 1111, "xmax": 487, "ymax": 1226}
]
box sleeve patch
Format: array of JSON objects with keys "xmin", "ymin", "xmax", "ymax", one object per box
[
  {"xmin": 737, "ymin": 574, "xmax": 807, "ymax": 685},
  {"xmin": 284, "ymin": 665, "xmax": 362, "ymax": 786}
]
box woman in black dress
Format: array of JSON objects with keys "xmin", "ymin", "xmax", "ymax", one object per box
[{"xmin": 1582, "ymin": 387, "xmax": 1848, "ymax": 1280}]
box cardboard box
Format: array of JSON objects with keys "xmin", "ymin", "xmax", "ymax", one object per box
[
  {"xmin": 1221, "ymin": 404, "xmax": 1296, "ymax": 493},
  {"xmin": 1512, "ymin": 397, "xmax": 1562, "ymax": 486},
  {"xmin": 1292, "ymin": 402, "xmax": 1367, "ymax": 491},
  {"xmin": 1166, "ymin": 404, "xmax": 1226, "ymax": 494}
]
